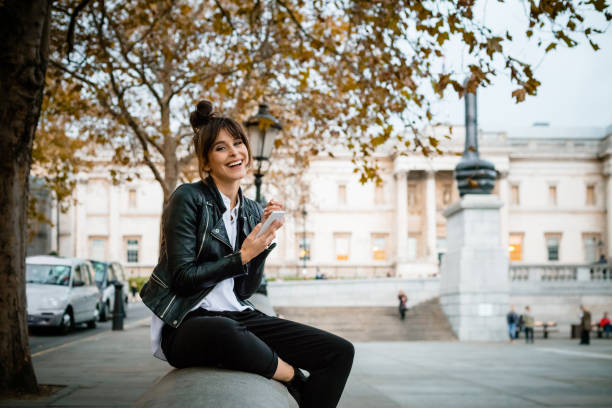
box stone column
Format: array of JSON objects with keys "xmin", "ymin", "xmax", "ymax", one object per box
[
  {"xmin": 426, "ymin": 170, "xmax": 437, "ymax": 262},
  {"xmin": 440, "ymin": 194, "xmax": 509, "ymax": 341},
  {"xmin": 109, "ymin": 182, "xmax": 120, "ymax": 261},
  {"xmin": 395, "ymin": 171, "xmax": 408, "ymax": 273},
  {"xmin": 606, "ymin": 173, "xmax": 612, "ymax": 258}
]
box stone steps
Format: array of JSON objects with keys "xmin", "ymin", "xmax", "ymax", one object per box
[{"xmin": 275, "ymin": 297, "xmax": 457, "ymax": 342}]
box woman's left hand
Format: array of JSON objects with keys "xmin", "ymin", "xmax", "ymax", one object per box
[{"xmin": 262, "ymin": 199, "xmax": 283, "ymax": 223}]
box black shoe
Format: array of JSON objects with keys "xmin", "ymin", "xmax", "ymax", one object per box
[{"xmin": 285, "ymin": 366, "xmax": 307, "ymax": 407}]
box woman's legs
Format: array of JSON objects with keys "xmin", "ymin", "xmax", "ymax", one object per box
[{"xmin": 162, "ymin": 309, "xmax": 354, "ymax": 408}]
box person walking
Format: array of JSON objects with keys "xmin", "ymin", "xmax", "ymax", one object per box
[
  {"xmin": 506, "ymin": 305, "xmax": 519, "ymax": 343},
  {"xmin": 579, "ymin": 305, "xmax": 592, "ymax": 345},
  {"xmin": 398, "ymin": 291, "xmax": 407, "ymax": 321},
  {"xmin": 523, "ymin": 306, "xmax": 535, "ymax": 344},
  {"xmin": 140, "ymin": 100, "xmax": 353, "ymax": 408}
]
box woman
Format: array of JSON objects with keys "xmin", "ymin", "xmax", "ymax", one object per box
[{"xmin": 140, "ymin": 100, "xmax": 354, "ymax": 408}]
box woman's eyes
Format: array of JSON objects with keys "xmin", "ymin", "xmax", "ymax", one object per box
[{"xmin": 215, "ymin": 141, "xmax": 243, "ymax": 151}]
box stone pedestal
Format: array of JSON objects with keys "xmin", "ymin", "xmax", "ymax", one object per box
[{"xmin": 440, "ymin": 194, "xmax": 509, "ymax": 341}]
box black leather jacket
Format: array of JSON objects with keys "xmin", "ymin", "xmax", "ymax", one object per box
[{"xmin": 140, "ymin": 177, "xmax": 275, "ymax": 328}]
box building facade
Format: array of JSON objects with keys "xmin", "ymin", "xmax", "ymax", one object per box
[{"xmin": 41, "ymin": 124, "xmax": 612, "ymax": 279}]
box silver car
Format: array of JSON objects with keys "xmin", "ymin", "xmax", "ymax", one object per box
[{"xmin": 26, "ymin": 255, "xmax": 100, "ymax": 333}]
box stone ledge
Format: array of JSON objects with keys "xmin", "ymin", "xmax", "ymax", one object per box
[{"xmin": 134, "ymin": 367, "xmax": 298, "ymax": 408}]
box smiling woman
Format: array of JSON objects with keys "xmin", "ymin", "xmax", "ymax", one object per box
[{"xmin": 139, "ymin": 100, "xmax": 354, "ymax": 408}]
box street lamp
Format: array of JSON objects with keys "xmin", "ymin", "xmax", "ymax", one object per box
[
  {"xmin": 301, "ymin": 208, "xmax": 308, "ymax": 277},
  {"xmin": 244, "ymin": 103, "xmax": 283, "ymax": 205}
]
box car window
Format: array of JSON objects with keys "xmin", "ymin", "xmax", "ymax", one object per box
[
  {"xmin": 112, "ymin": 264, "xmax": 125, "ymax": 282},
  {"xmin": 73, "ymin": 264, "xmax": 83, "ymax": 285},
  {"xmin": 82, "ymin": 264, "xmax": 92, "ymax": 285},
  {"xmin": 108, "ymin": 264, "xmax": 118, "ymax": 282},
  {"xmin": 26, "ymin": 264, "xmax": 71, "ymax": 286},
  {"xmin": 91, "ymin": 261, "xmax": 107, "ymax": 284}
]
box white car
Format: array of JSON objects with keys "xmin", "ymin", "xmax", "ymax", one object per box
[{"xmin": 26, "ymin": 255, "xmax": 100, "ymax": 333}]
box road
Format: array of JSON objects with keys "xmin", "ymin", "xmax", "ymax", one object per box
[{"xmin": 28, "ymin": 301, "xmax": 151, "ymax": 355}]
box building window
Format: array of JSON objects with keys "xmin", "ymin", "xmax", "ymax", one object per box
[
  {"xmin": 296, "ymin": 233, "xmax": 312, "ymax": 261},
  {"xmin": 126, "ymin": 238, "xmax": 139, "ymax": 263},
  {"xmin": 545, "ymin": 234, "xmax": 561, "ymax": 261},
  {"xmin": 407, "ymin": 236, "xmax": 418, "ymax": 260},
  {"xmin": 509, "ymin": 233, "xmax": 524, "ymax": 261},
  {"xmin": 128, "ymin": 188, "xmax": 137, "ymax": 209},
  {"xmin": 548, "ymin": 185, "xmax": 557, "ymax": 206},
  {"xmin": 586, "ymin": 184, "xmax": 595, "ymax": 206},
  {"xmin": 338, "ymin": 184, "xmax": 347, "ymax": 205},
  {"xmin": 334, "ymin": 233, "xmax": 351, "ymax": 261},
  {"xmin": 583, "ymin": 234, "xmax": 601, "ymax": 263},
  {"xmin": 442, "ymin": 184, "xmax": 452, "ymax": 205},
  {"xmin": 89, "ymin": 237, "xmax": 107, "ymax": 261},
  {"xmin": 374, "ymin": 183, "xmax": 385, "ymax": 205},
  {"xmin": 371, "ymin": 234, "xmax": 388, "ymax": 260},
  {"xmin": 510, "ymin": 184, "xmax": 520, "ymax": 205},
  {"xmin": 408, "ymin": 184, "xmax": 417, "ymax": 206}
]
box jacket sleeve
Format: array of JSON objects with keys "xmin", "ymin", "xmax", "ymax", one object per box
[
  {"xmin": 234, "ymin": 201, "xmax": 275, "ymax": 300},
  {"xmin": 164, "ymin": 185, "xmax": 246, "ymax": 297}
]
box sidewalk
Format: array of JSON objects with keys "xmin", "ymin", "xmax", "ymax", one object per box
[{"xmin": 3, "ymin": 321, "xmax": 612, "ymax": 407}]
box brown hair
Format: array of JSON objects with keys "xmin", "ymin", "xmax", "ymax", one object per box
[{"xmin": 189, "ymin": 100, "xmax": 252, "ymax": 180}]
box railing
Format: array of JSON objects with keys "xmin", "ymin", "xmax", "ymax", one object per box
[{"xmin": 509, "ymin": 264, "xmax": 611, "ymax": 281}]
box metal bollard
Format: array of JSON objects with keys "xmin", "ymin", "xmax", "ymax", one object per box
[{"xmin": 112, "ymin": 281, "xmax": 125, "ymax": 331}]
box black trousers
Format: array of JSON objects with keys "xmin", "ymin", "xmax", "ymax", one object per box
[
  {"xmin": 580, "ymin": 328, "xmax": 590, "ymax": 344},
  {"xmin": 524, "ymin": 327, "xmax": 534, "ymax": 343},
  {"xmin": 161, "ymin": 308, "xmax": 354, "ymax": 408}
]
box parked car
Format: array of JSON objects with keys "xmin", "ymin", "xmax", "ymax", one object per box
[
  {"xmin": 26, "ymin": 255, "xmax": 100, "ymax": 333},
  {"xmin": 90, "ymin": 260, "xmax": 129, "ymax": 322}
]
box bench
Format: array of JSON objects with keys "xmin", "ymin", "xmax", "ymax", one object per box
[
  {"xmin": 516, "ymin": 321, "xmax": 558, "ymax": 339},
  {"xmin": 135, "ymin": 294, "xmax": 298, "ymax": 408}
]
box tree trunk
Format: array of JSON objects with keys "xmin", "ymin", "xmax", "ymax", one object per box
[{"xmin": 0, "ymin": 0, "xmax": 52, "ymax": 394}]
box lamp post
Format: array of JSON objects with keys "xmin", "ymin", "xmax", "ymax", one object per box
[
  {"xmin": 301, "ymin": 208, "xmax": 308, "ymax": 277},
  {"xmin": 244, "ymin": 103, "xmax": 283, "ymax": 206}
]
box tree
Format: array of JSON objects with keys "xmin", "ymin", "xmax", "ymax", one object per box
[
  {"xmin": 48, "ymin": 0, "xmax": 610, "ymax": 202},
  {"xmin": 0, "ymin": 0, "xmax": 52, "ymax": 394}
]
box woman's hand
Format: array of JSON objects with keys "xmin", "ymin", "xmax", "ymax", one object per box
[
  {"xmin": 240, "ymin": 218, "xmax": 284, "ymax": 264},
  {"xmin": 262, "ymin": 199, "xmax": 283, "ymax": 223}
]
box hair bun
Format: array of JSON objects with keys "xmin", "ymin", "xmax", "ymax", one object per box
[{"xmin": 190, "ymin": 100, "xmax": 214, "ymax": 130}]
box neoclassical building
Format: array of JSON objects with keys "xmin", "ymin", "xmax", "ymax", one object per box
[{"xmin": 33, "ymin": 124, "xmax": 612, "ymax": 279}]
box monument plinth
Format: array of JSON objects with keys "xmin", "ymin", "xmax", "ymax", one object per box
[{"xmin": 440, "ymin": 194, "xmax": 509, "ymax": 341}]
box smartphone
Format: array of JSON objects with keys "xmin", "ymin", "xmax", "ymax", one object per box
[{"xmin": 257, "ymin": 211, "xmax": 285, "ymax": 237}]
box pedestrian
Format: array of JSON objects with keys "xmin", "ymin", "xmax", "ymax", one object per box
[
  {"xmin": 398, "ymin": 291, "xmax": 407, "ymax": 321},
  {"xmin": 523, "ymin": 306, "xmax": 535, "ymax": 344},
  {"xmin": 140, "ymin": 100, "xmax": 353, "ymax": 408},
  {"xmin": 506, "ymin": 305, "xmax": 519, "ymax": 343},
  {"xmin": 130, "ymin": 280, "xmax": 138, "ymax": 301},
  {"xmin": 579, "ymin": 305, "xmax": 592, "ymax": 345},
  {"xmin": 599, "ymin": 312, "xmax": 611, "ymax": 338}
]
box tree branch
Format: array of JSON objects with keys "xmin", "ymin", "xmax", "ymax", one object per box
[
  {"xmin": 214, "ymin": 0, "xmax": 236, "ymax": 31},
  {"xmin": 66, "ymin": 0, "xmax": 93, "ymax": 56}
]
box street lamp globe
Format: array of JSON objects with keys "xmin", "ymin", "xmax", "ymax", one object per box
[
  {"xmin": 244, "ymin": 103, "xmax": 282, "ymax": 170},
  {"xmin": 244, "ymin": 103, "xmax": 282, "ymax": 205}
]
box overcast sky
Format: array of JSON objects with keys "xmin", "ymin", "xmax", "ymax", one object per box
[{"xmin": 429, "ymin": 1, "xmax": 612, "ymax": 131}]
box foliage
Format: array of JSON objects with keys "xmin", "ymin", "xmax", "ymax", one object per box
[
  {"xmin": 46, "ymin": 0, "xmax": 610, "ymax": 193},
  {"xmin": 128, "ymin": 276, "xmax": 148, "ymax": 292}
]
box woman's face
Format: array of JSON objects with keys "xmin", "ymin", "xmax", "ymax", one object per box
[{"xmin": 205, "ymin": 129, "xmax": 249, "ymax": 183}]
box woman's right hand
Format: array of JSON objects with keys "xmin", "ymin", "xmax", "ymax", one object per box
[{"xmin": 240, "ymin": 219, "xmax": 283, "ymax": 264}]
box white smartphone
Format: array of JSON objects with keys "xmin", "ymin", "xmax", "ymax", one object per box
[{"xmin": 257, "ymin": 211, "xmax": 285, "ymax": 237}]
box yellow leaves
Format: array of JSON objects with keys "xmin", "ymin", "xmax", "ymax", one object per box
[
  {"xmin": 545, "ymin": 42, "xmax": 557, "ymax": 52},
  {"xmin": 511, "ymin": 88, "xmax": 526, "ymax": 103}
]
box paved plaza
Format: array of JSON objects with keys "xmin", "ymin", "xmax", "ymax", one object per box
[{"xmin": 3, "ymin": 317, "xmax": 611, "ymax": 407}]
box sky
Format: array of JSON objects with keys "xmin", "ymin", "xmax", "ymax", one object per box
[{"xmin": 429, "ymin": 1, "xmax": 612, "ymax": 131}]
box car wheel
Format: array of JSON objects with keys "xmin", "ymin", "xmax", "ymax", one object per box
[
  {"xmin": 59, "ymin": 310, "xmax": 73, "ymax": 334},
  {"xmin": 100, "ymin": 301, "xmax": 110, "ymax": 322},
  {"xmin": 87, "ymin": 319, "xmax": 96, "ymax": 329}
]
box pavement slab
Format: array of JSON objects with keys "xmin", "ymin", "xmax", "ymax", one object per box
[{"xmin": 2, "ymin": 319, "xmax": 611, "ymax": 407}]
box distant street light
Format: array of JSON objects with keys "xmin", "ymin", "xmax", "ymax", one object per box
[{"xmin": 244, "ymin": 103, "xmax": 282, "ymax": 205}]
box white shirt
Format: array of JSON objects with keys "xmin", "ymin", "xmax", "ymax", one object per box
[{"xmin": 150, "ymin": 191, "xmax": 251, "ymax": 361}]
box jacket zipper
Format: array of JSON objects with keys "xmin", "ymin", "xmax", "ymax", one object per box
[
  {"xmin": 196, "ymin": 203, "xmax": 210, "ymax": 259},
  {"xmin": 160, "ymin": 294, "xmax": 176, "ymax": 319},
  {"xmin": 150, "ymin": 273, "xmax": 168, "ymax": 288}
]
